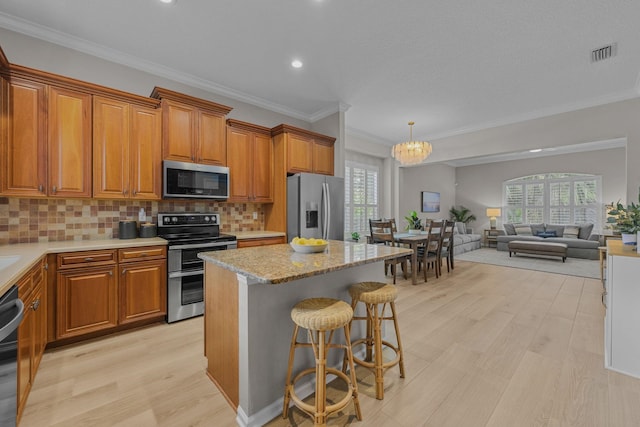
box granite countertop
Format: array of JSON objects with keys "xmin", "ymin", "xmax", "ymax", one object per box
[
  {"xmin": 0, "ymin": 237, "xmax": 167, "ymax": 296},
  {"xmin": 198, "ymin": 240, "xmax": 412, "ymax": 284},
  {"xmin": 233, "ymin": 230, "xmax": 286, "ymax": 240}
]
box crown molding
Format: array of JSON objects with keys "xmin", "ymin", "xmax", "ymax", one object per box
[{"xmin": 0, "ymin": 11, "xmax": 339, "ymax": 123}]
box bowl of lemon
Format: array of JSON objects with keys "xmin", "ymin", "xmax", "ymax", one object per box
[{"xmin": 290, "ymin": 237, "xmax": 328, "ymax": 253}]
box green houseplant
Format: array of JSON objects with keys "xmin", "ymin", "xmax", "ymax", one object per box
[
  {"xmin": 351, "ymin": 231, "xmax": 361, "ymax": 242},
  {"xmin": 607, "ymin": 198, "xmax": 640, "ymax": 246},
  {"xmin": 404, "ymin": 210, "xmax": 423, "ymax": 232},
  {"xmin": 449, "ymin": 205, "xmax": 476, "ymax": 225}
]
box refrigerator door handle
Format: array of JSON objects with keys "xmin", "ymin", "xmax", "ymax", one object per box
[
  {"xmin": 325, "ymin": 182, "xmax": 331, "ymax": 240},
  {"xmin": 321, "ymin": 182, "xmax": 329, "ymax": 240}
]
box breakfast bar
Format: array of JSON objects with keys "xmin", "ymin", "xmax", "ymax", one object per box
[{"xmin": 198, "ymin": 240, "xmax": 411, "ymax": 427}]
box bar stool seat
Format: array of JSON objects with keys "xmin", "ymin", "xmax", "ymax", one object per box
[
  {"xmin": 283, "ymin": 297, "xmax": 362, "ymax": 426},
  {"xmin": 347, "ymin": 282, "xmax": 405, "ymax": 400}
]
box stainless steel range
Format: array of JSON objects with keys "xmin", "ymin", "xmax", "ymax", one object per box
[{"xmin": 157, "ymin": 212, "xmax": 237, "ymax": 323}]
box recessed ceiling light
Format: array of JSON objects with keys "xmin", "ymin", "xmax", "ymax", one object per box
[
  {"xmin": 529, "ymin": 149, "xmax": 542, "ymax": 153},
  {"xmin": 291, "ymin": 59, "xmax": 303, "ymax": 69},
  {"xmin": 159, "ymin": 0, "xmax": 175, "ymax": 4}
]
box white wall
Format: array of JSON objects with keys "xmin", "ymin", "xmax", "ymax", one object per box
[
  {"xmin": 455, "ymin": 147, "xmax": 626, "ymax": 231},
  {"xmin": 398, "ymin": 163, "xmax": 456, "ymax": 230}
]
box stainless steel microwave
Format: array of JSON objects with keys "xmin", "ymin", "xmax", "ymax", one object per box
[{"xmin": 163, "ymin": 160, "xmax": 230, "ymax": 199}]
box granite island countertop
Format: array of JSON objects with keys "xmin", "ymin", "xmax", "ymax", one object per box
[
  {"xmin": 0, "ymin": 237, "xmax": 168, "ymax": 296},
  {"xmin": 198, "ymin": 240, "xmax": 412, "ymax": 284}
]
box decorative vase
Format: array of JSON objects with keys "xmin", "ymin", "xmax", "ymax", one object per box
[{"xmin": 621, "ymin": 232, "xmax": 637, "ymax": 250}]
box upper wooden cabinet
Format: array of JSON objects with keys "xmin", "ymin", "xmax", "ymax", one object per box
[
  {"xmin": 271, "ymin": 124, "xmax": 336, "ymax": 176},
  {"xmin": 226, "ymin": 119, "xmax": 273, "ymax": 203},
  {"xmin": 151, "ymin": 87, "xmax": 232, "ymax": 165},
  {"xmin": 93, "ymin": 96, "xmax": 162, "ymax": 200},
  {"xmin": 0, "ymin": 74, "xmax": 92, "ymax": 198}
]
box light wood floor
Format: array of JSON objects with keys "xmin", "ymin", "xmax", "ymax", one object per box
[{"xmin": 20, "ymin": 261, "xmax": 640, "ymax": 427}]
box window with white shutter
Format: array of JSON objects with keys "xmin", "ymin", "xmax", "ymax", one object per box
[
  {"xmin": 502, "ymin": 174, "xmax": 602, "ymax": 229},
  {"xmin": 345, "ymin": 162, "xmax": 379, "ymax": 237}
]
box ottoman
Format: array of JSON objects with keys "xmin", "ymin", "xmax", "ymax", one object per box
[{"xmin": 508, "ymin": 240, "xmax": 568, "ymax": 262}]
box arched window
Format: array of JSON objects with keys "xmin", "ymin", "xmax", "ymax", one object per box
[{"xmin": 503, "ymin": 173, "xmax": 601, "ymax": 229}]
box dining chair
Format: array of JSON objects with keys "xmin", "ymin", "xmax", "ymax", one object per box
[
  {"xmin": 369, "ymin": 219, "xmax": 408, "ymax": 284},
  {"xmin": 418, "ymin": 220, "xmax": 444, "ymax": 280},
  {"xmin": 439, "ymin": 220, "xmax": 456, "ymax": 273}
]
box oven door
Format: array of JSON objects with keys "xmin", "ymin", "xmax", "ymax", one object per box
[{"xmin": 166, "ymin": 241, "xmax": 236, "ymax": 323}]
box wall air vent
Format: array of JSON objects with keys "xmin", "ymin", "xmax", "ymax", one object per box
[{"xmin": 591, "ymin": 43, "xmax": 616, "ymax": 63}]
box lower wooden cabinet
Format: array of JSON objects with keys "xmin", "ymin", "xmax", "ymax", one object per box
[
  {"xmin": 17, "ymin": 257, "xmax": 46, "ymax": 423},
  {"xmin": 119, "ymin": 258, "xmax": 166, "ymax": 324},
  {"xmin": 56, "ymin": 265, "xmax": 118, "ymax": 339},
  {"xmin": 236, "ymin": 235, "xmax": 286, "ymax": 248}
]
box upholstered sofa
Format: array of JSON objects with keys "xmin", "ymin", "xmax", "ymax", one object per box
[
  {"xmin": 496, "ymin": 223, "xmax": 601, "ymax": 259},
  {"xmin": 452, "ymin": 222, "xmax": 482, "ymax": 255}
]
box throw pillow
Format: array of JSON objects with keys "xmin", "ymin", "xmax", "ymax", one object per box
[
  {"xmin": 545, "ymin": 224, "xmax": 565, "ymax": 237},
  {"xmin": 578, "ymin": 223, "xmax": 594, "ymax": 240},
  {"xmin": 454, "ymin": 221, "xmax": 466, "ymax": 235},
  {"xmin": 536, "ymin": 231, "xmax": 557, "ymax": 238},
  {"xmin": 514, "ymin": 225, "xmax": 532, "ymax": 235},
  {"xmin": 530, "ymin": 223, "xmax": 545, "ymax": 236},
  {"xmin": 504, "ymin": 223, "xmax": 517, "ymax": 235},
  {"xmin": 564, "ymin": 225, "xmax": 580, "ymax": 239}
]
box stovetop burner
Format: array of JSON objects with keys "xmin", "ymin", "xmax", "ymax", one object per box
[{"xmin": 157, "ymin": 212, "xmax": 236, "ymax": 246}]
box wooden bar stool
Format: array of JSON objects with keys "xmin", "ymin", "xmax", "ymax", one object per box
[
  {"xmin": 346, "ymin": 282, "xmax": 405, "ymax": 400},
  {"xmin": 282, "ymin": 297, "xmax": 362, "ymax": 426}
]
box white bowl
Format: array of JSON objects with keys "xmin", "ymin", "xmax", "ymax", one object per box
[{"xmin": 290, "ymin": 242, "xmax": 328, "ymax": 253}]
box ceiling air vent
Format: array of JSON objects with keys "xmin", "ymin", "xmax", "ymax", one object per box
[{"xmin": 591, "ymin": 43, "xmax": 616, "ymax": 63}]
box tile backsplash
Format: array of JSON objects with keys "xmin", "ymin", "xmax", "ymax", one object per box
[{"xmin": 0, "ymin": 197, "xmax": 265, "ymax": 245}]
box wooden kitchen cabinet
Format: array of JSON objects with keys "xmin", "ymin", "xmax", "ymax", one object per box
[
  {"xmin": 47, "ymin": 85, "xmax": 92, "ymax": 198},
  {"xmin": 271, "ymin": 124, "xmax": 336, "ymax": 176},
  {"xmin": 226, "ymin": 119, "xmax": 273, "ymax": 202},
  {"xmin": 118, "ymin": 246, "xmax": 167, "ymax": 324},
  {"xmin": 93, "ymin": 96, "xmax": 162, "ymax": 200},
  {"xmin": 17, "ymin": 257, "xmax": 47, "ymax": 423},
  {"xmin": 236, "ymin": 235, "xmax": 286, "ymax": 248},
  {"xmin": 0, "ymin": 77, "xmax": 47, "ymax": 197},
  {"xmin": 151, "ymin": 87, "xmax": 232, "ymax": 165},
  {"xmin": 56, "ymin": 250, "xmax": 118, "ymax": 339}
]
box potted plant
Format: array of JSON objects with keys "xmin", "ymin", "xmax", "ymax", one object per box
[
  {"xmin": 449, "ymin": 205, "xmax": 476, "ymax": 231},
  {"xmin": 351, "ymin": 231, "xmax": 361, "ymax": 242},
  {"xmin": 404, "ymin": 210, "xmax": 423, "ymax": 233},
  {"xmin": 607, "ymin": 198, "xmax": 640, "ymax": 247}
]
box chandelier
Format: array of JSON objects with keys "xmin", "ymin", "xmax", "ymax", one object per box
[{"xmin": 391, "ymin": 121, "xmax": 432, "ymax": 165}]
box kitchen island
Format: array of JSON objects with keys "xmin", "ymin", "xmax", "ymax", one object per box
[{"xmin": 198, "ymin": 240, "xmax": 411, "ymax": 427}]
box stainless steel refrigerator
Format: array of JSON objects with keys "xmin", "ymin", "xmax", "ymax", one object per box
[{"xmin": 287, "ymin": 173, "xmax": 345, "ymax": 240}]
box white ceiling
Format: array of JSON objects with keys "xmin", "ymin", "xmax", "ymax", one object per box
[{"xmin": 1, "ymin": 0, "xmax": 639, "ymax": 148}]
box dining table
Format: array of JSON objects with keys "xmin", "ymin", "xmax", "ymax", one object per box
[{"xmin": 394, "ymin": 231, "xmax": 431, "ymax": 285}]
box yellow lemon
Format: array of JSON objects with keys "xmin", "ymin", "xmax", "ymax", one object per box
[
  {"xmin": 297, "ymin": 238, "xmax": 307, "ymax": 245},
  {"xmin": 292, "ymin": 237, "xmax": 300, "ymax": 244},
  {"xmin": 315, "ymin": 239, "xmax": 326, "ymax": 245}
]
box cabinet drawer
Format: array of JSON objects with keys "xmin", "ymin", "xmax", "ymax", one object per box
[
  {"xmin": 237, "ymin": 236, "xmax": 286, "ymax": 248},
  {"xmin": 118, "ymin": 246, "xmax": 166, "ymax": 263},
  {"xmin": 57, "ymin": 250, "xmax": 117, "ymax": 269}
]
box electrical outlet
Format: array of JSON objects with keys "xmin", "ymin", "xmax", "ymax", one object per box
[{"xmin": 253, "ymin": 211, "xmax": 258, "ymax": 220}]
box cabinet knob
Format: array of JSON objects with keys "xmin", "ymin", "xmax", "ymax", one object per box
[
  {"xmin": 108, "ymin": 270, "xmax": 113, "ymax": 276},
  {"xmin": 84, "ymin": 257, "xmax": 94, "ymax": 262},
  {"xmin": 52, "ymin": 186, "xmax": 57, "ymax": 194},
  {"xmin": 32, "ymin": 299, "xmax": 40, "ymax": 311},
  {"xmin": 123, "ymin": 189, "xmax": 128, "ymax": 196},
  {"xmin": 122, "ymin": 269, "xmax": 127, "ymax": 275},
  {"xmin": 38, "ymin": 184, "xmax": 44, "ymax": 193},
  {"xmin": 133, "ymin": 189, "xmax": 137, "ymax": 196}
]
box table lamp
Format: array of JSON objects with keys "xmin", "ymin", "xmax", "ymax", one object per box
[{"xmin": 486, "ymin": 208, "xmax": 501, "ymax": 230}]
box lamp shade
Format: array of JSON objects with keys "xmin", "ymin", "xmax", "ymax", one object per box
[{"xmin": 486, "ymin": 208, "xmax": 501, "ymax": 218}]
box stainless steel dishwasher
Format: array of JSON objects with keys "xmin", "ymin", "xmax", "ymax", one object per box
[{"xmin": 0, "ymin": 285, "xmax": 24, "ymax": 427}]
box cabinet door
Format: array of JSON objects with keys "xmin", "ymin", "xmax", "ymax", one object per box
[
  {"xmin": 252, "ymin": 133, "xmax": 273, "ymax": 202},
  {"xmin": 93, "ymin": 96, "xmax": 130, "ymax": 198},
  {"xmin": 313, "ymin": 140, "xmax": 334, "ymax": 175},
  {"xmin": 163, "ymin": 100, "xmax": 196, "ymax": 162},
  {"xmin": 226, "ymin": 127, "xmax": 252, "ymax": 201},
  {"xmin": 130, "ymin": 105, "xmax": 162, "ymax": 200},
  {"xmin": 1, "ymin": 77, "xmax": 47, "ymax": 196},
  {"xmin": 48, "ymin": 86, "xmax": 92, "ymax": 198},
  {"xmin": 119, "ymin": 259, "xmax": 166, "ymax": 324},
  {"xmin": 31, "ymin": 259, "xmax": 46, "ymax": 374},
  {"xmin": 57, "ymin": 265, "xmax": 118, "ymax": 339},
  {"xmin": 287, "ymin": 134, "xmax": 313, "ymax": 173},
  {"xmin": 198, "ymin": 110, "xmax": 226, "ymax": 165}
]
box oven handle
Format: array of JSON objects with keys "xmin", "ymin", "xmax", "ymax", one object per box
[
  {"xmin": 169, "ymin": 270, "xmax": 204, "ymax": 279},
  {"xmin": 169, "ymin": 241, "xmax": 236, "ymax": 250}
]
